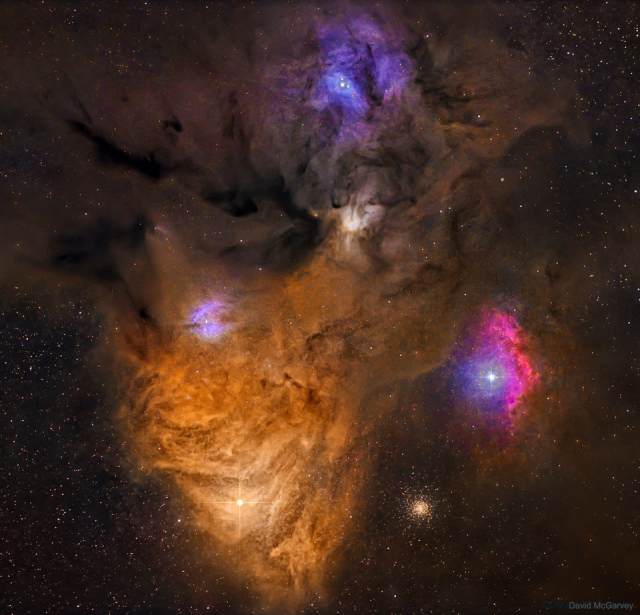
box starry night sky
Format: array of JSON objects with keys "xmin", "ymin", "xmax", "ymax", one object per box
[{"xmin": 0, "ymin": 2, "xmax": 638, "ymax": 614}]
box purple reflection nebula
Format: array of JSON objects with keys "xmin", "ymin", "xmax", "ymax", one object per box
[
  {"xmin": 189, "ymin": 300, "xmax": 228, "ymax": 339},
  {"xmin": 455, "ymin": 308, "xmax": 538, "ymax": 414}
]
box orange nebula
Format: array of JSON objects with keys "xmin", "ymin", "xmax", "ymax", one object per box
[{"xmin": 117, "ymin": 268, "xmax": 377, "ymax": 607}]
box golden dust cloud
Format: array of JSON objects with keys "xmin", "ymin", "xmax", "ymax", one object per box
[{"xmin": 115, "ymin": 263, "xmax": 381, "ymax": 609}]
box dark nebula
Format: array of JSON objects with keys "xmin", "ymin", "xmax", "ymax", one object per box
[{"xmin": 1, "ymin": 1, "xmax": 638, "ymax": 614}]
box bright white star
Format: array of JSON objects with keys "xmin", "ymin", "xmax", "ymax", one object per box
[{"xmin": 237, "ymin": 499, "xmax": 243, "ymax": 506}]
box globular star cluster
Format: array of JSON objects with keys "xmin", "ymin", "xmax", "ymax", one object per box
[
  {"xmin": 403, "ymin": 489, "xmax": 438, "ymax": 530},
  {"xmin": 1, "ymin": 1, "xmax": 639, "ymax": 614}
]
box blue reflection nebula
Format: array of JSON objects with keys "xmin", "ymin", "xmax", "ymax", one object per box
[
  {"xmin": 459, "ymin": 350, "xmax": 511, "ymax": 404},
  {"xmin": 451, "ymin": 308, "xmax": 538, "ymax": 416},
  {"xmin": 314, "ymin": 20, "xmax": 412, "ymax": 120},
  {"xmin": 190, "ymin": 300, "xmax": 227, "ymax": 339},
  {"xmin": 321, "ymin": 69, "xmax": 367, "ymax": 113}
]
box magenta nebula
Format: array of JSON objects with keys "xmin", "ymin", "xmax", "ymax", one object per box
[{"xmin": 455, "ymin": 308, "xmax": 538, "ymax": 415}]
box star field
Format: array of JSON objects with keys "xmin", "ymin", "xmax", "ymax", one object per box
[{"xmin": 0, "ymin": 1, "xmax": 638, "ymax": 614}]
